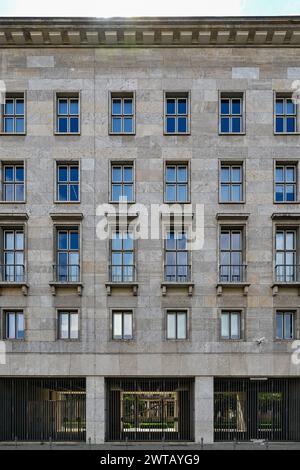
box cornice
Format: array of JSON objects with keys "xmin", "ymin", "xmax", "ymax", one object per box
[{"xmin": 0, "ymin": 16, "xmax": 300, "ymax": 47}]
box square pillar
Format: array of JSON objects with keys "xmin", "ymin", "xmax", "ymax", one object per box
[
  {"xmin": 86, "ymin": 377, "xmax": 105, "ymax": 444},
  {"xmin": 194, "ymin": 377, "xmax": 214, "ymax": 444}
]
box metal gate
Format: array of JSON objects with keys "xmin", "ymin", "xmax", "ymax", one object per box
[
  {"xmin": 214, "ymin": 378, "xmax": 300, "ymax": 442},
  {"xmin": 106, "ymin": 378, "xmax": 194, "ymax": 441},
  {"xmin": 0, "ymin": 378, "xmax": 86, "ymax": 442}
]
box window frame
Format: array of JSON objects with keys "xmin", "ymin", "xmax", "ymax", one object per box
[
  {"xmin": 219, "ymin": 91, "xmax": 246, "ymax": 135},
  {"xmin": 165, "ymin": 309, "xmax": 189, "ymax": 341},
  {"xmin": 274, "ymin": 161, "xmax": 298, "ymax": 204},
  {"xmin": 54, "ymin": 92, "xmax": 81, "ymax": 135},
  {"xmin": 110, "ymin": 161, "xmax": 135, "ymax": 203},
  {"xmin": 275, "ymin": 310, "xmax": 295, "ymax": 341},
  {"xmin": 54, "ymin": 225, "xmax": 81, "ymax": 283},
  {"xmin": 219, "ymin": 161, "xmax": 245, "ymax": 204},
  {"xmin": 219, "ymin": 225, "xmax": 246, "ymax": 283},
  {"xmin": 274, "ymin": 92, "xmax": 299, "ymax": 135},
  {"xmin": 274, "ymin": 226, "xmax": 298, "ymax": 283},
  {"xmin": 164, "ymin": 161, "xmax": 190, "ymax": 204},
  {"xmin": 220, "ymin": 310, "xmax": 243, "ymax": 341},
  {"xmin": 1, "ymin": 161, "xmax": 26, "ymax": 203},
  {"xmin": 57, "ymin": 309, "xmax": 80, "ymax": 341},
  {"xmin": 109, "ymin": 92, "xmax": 135, "ymax": 135},
  {"xmin": 0, "ymin": 92, "xmax": 26, "ymax": 135},
  {"xmin": 111, "ymin": 309, "xmax": 134, "ymax": 341},
  {"xmin": 3, "ymin": 310, "xmax": 25, "ymax": 341},
  {"xmin": 164, "ymin": 227, "xmax": 191, "ymax": 283},
  {"xmin": 55, "ymin": 161, "xmax": 80, "ymax": 204},
  {"xmin": 110, "ymin": 228, "xmax": 135, "ymax": 283},
  {"xmin": 164, "ymin": 91, "xmax": 190, "ymax": 135}
]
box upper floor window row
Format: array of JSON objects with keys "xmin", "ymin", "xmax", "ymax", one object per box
[{"xmin": 2, "ymin": 91, "xmax": 299, "ymax": 136}]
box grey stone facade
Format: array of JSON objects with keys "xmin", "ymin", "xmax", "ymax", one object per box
[{"xmin": 0, "ymin": 17, "xmax": 300, "ymax": 443}]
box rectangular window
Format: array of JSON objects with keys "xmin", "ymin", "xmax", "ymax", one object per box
[
  {"xmin": 219, "ymin": 228, "xmax": 245, "ymax": 282},
  {"xmin": 221, "ymin": 311, "xmax": 241, "ymax": 340},
  {"xmin": 275, "ymin": 164, "xmax": 297, "ymax": 203},
  {"xmin": 1, "ymin": 229, "xmax": 25, "ymax": 282},
  {"xmin": 220, "ymin": 93, "xmax": 244, "ymax": 134},
  {"xmin": 164, "ymin": 93, "xmax": 189, "ymax": 134},
  {"xmin": 1, "ymin": 94, "xmax": 25, "ymax": 134},
  {"xmin": 2, "ymin": 164, "xmax": 25, "ymax": 202},
  {"xmin": 220, "ymin": 163, "xmax": 243, "ymax": 203},
  {"xmin": 276, "ymin": 311, "xmax": 294, "ymax": 340},
  {"xmin": 112, "ymin": 311, "xmax": 133, "ymax": 340},
  {"xmin": 275, "ymin": 229, "xmax": 297, "ymax": 282},
  {"xmin": 58, "ymin": 311, "xmax": 79, "ymax": 340},
  {"xmin": 4, "ymin": 311, "xmax": 24, "ymax": 340},
  {"xmin": 275, "ymin": 94, "xmax": 297, "ymax": 134},
  {"xmin": 111, "ymin": 163, "xmax": 134, "ymax": 203},
  {"xmin": 110, "ymin": 94, "xmax": 134, "ymax": 134},
  {"xmin": 165, "ymin": 163, "xmax": 189, "ymax": 203},
  {"xmin": 55, "ymin": 228, "xmax": 80, "ymax": 282},
  {"xmin": 165, "ymin": 229, "xmax": 190, "ymax": 282},
  {"xmin": 56, "ymin": 163, "xmax": 79, "ymax": 202},
  {"xmin": 110, "ymin": 230, "xmax": 134, "ymax": 282},
  {"xmin": 56, "ymin": 94, "xmax": 80, "ymax": 134},
  {"xmin": 166, "ymin": 311, "xmax": 187, "ymax": 340}
]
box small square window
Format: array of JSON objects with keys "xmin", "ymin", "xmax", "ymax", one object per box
[
  {"xmin": 112, "ymin": 311, "xmax": 133, "ymax": 340},
  {"xmin": 1, "ymin": 94, "xmax": 25, "ymax": 134},
  {"xmin": 165, "ymin": 93, "xmax": 189, "ymax": 135},
  {"xmin": 2, "ymin": 163, "xmax": 25, "ymax": 202},
  {"xmin": 275, "ymin": 94, "xmax": 298, "ymax": 134},
  {"xmin": 220, "ymin": 163, "xmax": 243, "ymax": 203},
  {"xmin": 58, "ymin": 311, "xmax": 79, "ymax": 340},
  {"xmin": 165, "ymin": 163, "xmax": 189, "ymax": 203},
  {"xmin": 275, "ymin": 163, "xmax": 297, "ymax": 203},
  {"xmin": 4, "ymin": 311, "xmax": 24, "ymax": 340},
  {"xmin": 111, "ymin": 162, "xmax": 134, "ymax": 203},
  {"xmin": 166, "ymin": 311, "xmax": 187, "ymax": 340},
  {"xmin": 221, "ymin": 311, "xmax": 241, "ymax": 340},
  {"xmin": 276, "ymin": 311, "xmax": 294, "ymax": 340},
  {"xmin": 56, "ymin": 162, "xmax": 80, "ymax": 202}
]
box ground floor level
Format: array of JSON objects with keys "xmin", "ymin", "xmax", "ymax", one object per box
[{"xmin": 1, "ymin": 376, "xmax": 300, "ymax": 444}]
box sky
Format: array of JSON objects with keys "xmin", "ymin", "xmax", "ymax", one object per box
[{"xmin": 0, "ymin": 0, "xmax": 299, "ymax": 18}]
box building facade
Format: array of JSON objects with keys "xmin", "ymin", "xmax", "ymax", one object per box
[{"xmin": 1, "ymin": 16, "xmax": 300, "ymax": 443}]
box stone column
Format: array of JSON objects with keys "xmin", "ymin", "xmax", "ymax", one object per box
[
  {"xmin": 194, "ymin": 377, "xmax": 214, "ymax": 444},
  {"xmin": 86, "ymin": 376, "xmax": 105, "ymax": 444}
]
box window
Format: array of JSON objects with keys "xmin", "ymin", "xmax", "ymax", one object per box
[
  {"xmin": 58, "ymin": 311, "xmax": 79, "ymax": 340},
  {"xmin": 275, "ymin": 94, "xmax": 297, "ymax": 134},
  {"xmin": 56, "ymin": 163, "xmax": 79, "ymax": 202},
  {"xmin": 221, "ymin": 311, "xmax": 241, "ymax": 340},
  {"xmin": 56, "ymin": 94, "xmax": 79, "ymax": 134},
  {"xmin": 275, "ymin": 229, "xmax": 297, "ymax": 282},
  {"xmin": 110, "ymin": 94, "xmax": 134, "ymax": 134},
  {"xmin": 2, "ymin": 164, "xmax": 25, "ymax": 202},
  {"xmin": 55, "ymin": 228, "xmax": 80, "ymax": 282},
  {"xmin": 4, "ymin": 311, "xmax": 24, "ymax": 340},
  {"xmin": 1, "ymin": 94, "xmax": 25, "ymax": 134},
  {"xmin": 219, "ymin": 229, "xmax": 245, "ymax": 282},
  {"xmin": 165, "ymin": 230, "xmax": 190, "ymax": 282},
  {"xmin": 275, "ymin": 164, "xmax": 297, "ymax": 203},
  {"xmin": 1, "ymin": 229, "xmax": 24, "ymax": 282},
  {"xmin": 276, "ymin": 311, "xmax": 294, "ymax": 340},
  {"xmin": 220, "ymin": 163, "xmax": 243, "ymax": 203},
  {"xmin": 220, "ymin": 93, "xmax": 244, "ymax": 134},
  {"xmin": 164, "ymin": 93, "xmax": 189, "ymax": 134},
  {"xmin": 166, "ymin": 311, "xmax": 187, "ymax": 340},
  {"xmin": 165, "ymin": 163, "xmax": 189, "ymax": 203},
  {"xmin": 110, "ymin": 230, "xmax": 134, "ymax": 282},
  {"xmin": 111, "ymin": 163, "xmax": 134, "ymax": 202},
  {"xmin": 112, "ymin": 311, "xmax": 133, "ymax": 340}
]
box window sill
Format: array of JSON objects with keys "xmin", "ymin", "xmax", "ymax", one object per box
[
  {"xmin": 54, "ymin": 201, "xmax": 81, "ymax": 205},
  {"xmin": 105, "ymin": 281, "xmax": 138, "ymax": 296},
  {"xmin": 274, "ymin": 132, "xmax": 300, "ymax": 136},
  {"xmin": 49, "ymin": 281, "xmax": 83, "ymax": 296},
  {"xmin": 164, "ymin": 201, "xmax": 191, "ymax": 205},
  {"xmin": 272, "ymin": 282, "xmax": 300, "ymax": 296},
  {"xmin": 0, "ymin": 201, "xmax": 26, "ymax": 204},
  {"xmin": 217, "ymin": 282, "xmax": 250, "ymax": 297},
  {"xmin": 0, "ymin": 133, "xmax": 26, "ymax": 136},
  {"xmin": 163, "ymin": 132, "xmax": 190, "ymax": 136},
  {"xmin": 161, "ymin": 281, "xmax": 194, "ymax": 297},
  {"xmin": 109, "ymin": 132, "xmax": 136, "ymax": 136},
  {"xmin": 0, "ymin": 281, "xmax": 28, "ymax": 296},
  {"xmin": 54, "ymin": 132, "xmax": 81, "ymax": 136},
  {"xmin": 219, "ymin": 132, "xmax": 246, "ymax": 136},
  {"xmin": 219, "ymin": 201, "xmax": 246, "ymax": 205},
  {"xmin": 274, "ymin": 201, "xmax": 300, "ymax": 205}
]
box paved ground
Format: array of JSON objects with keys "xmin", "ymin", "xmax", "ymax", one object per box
[{"xmin": 0, "ymin": 442, "xmax": 300, "ymax": 450}]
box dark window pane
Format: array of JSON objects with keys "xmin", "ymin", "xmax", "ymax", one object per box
[
  {"xmin": 123, "ymin": 117, "xmax": 133, "ymax": 133},
  {"xmin": 70, "ymin": 232, "xmax": 79, "ymax": 250},
  {"xmin": 70, "ymin": 166, "xmax": 79, "ymax": 182},
  {"xmin": 232, "ymin": 99, "xmax": 241, "ymax": 115},
  {"xmin": 70, "ymin": 99, "xmax": 79, "ymax": 115},
  {"xmin": 112, "ymin": 167, "xmax": 122, "ymax": 182},
  {"xmin": 15, "ymin": 118, "xmax": 24, "ymax": 133},
  {"xmin": 166, "ymin": 117, "xmax": 176, "ymax": 133},
  {"xmin": 286, "ymin": 185, "xmax": 296, "ymax": 202},
  {"xmin": 286, "ymin": 100, "xmax": 296, "ymax": 115},
  {"xmin": 287, "ymin": 117, "xmax": 296, "ymax": 133},
  {"xmin": 15, "ymin": 100, "xmax": 24, "ymax": 115},
  {"xmin": 5, "ymin": 100, "xmax": 14, "ymax": 115},
  {"xmin": 15, "ymin": 184, "xmax": 24, "ymax": 201},
  {"xmin": 58, "ymin": 99, "xmax": 68, "ymax": 115},
  {"xmin": 112, "ymin": 99, "xmax": 122, "ymax": 115},
  {"xmin": 178, "ymin": 99, "xmax": 187, "ymax": 115},
  {"xmin": 58, "ymin": 117, "xmax": 68, "ymax": 133},
  {"xmin": 4, "ymin": 167, "xmax": 14, "ymax": 182},
  {"xmin": 232, "ymin": 117, "xmax": 241, "ymax": 133},
  {"xmin": 70, "ymin": 117, "xmax": 79, "ymax": 133},
  {"xmin": 4, "ymin": 118, "xmax": 14, "ymax": 133},
  {"xmin": 112, "ymin": 185, "xmax": 122, "ymax": 202},
  {"xmin": 221, "ymin": 99, "xmax": 230, "ymax": 115},
  {"xmin": 112, "ymin": 117, "xmax": 121, "ymax": 133},
  {"xmin": 178, "ymin": 117, "xmax": 187, "ymax": 133},
  {"xmin": 276, "ymin": 117, "xmax": 284, "ymax": 133},
  {"xmin": 16, "ymin": 167, "xmax": 24, "ymax": 182},
  {"xmin": 166, "ymin": 99, "xmax": 176, "ymax": 115},
  {"xmin": 58, "ymin": 167, "xmax": 68, "ymax": 182},
  {"xmin": 166, "ymin": 166, "xmax": 176, "ymax": 182},
  {"xmin": 70, "ymin": 184, "xmax": 79, "ymax": 201},
  {"xmin": 58, "ymin": 232, "xmax": 68, "ymax": 250},
  {"xmin": 275, "ymin": 185, "xmax": 284, "ymax": 202},
  {"xmin": 166, "ymin": 185, "xmax": 176, "ymax": 202},
  {"xmin": 124, "ymin": 99, "xmax": 133, "ymax": 115},
  {"xmin": 123, "ymin": 184, "xmax": 133, "ymax": 202},
  {"xmin": 276, "ymin": 100, "xmax": 284, "ymax": 115},
  {"xmin": 221, "ymin": 117, "xmax": 230, "ymax": 133},
  {"xmin": 276, "ymin": 167, "xmax": 284, "ymax": 183},
  {"xmin": 124, "ymin": 167, "xmax": 133, "ymax": 182}
]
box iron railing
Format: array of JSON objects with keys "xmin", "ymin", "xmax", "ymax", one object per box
[
  {"xmin": 164, "ymin": 265, "xmax": 191, "ymax": 283},
  {"xmin": 53, "ymin": 264, "xmax": 80, "ymax": 283},
  {"xmin": 0, "ymin": 264, "xmax": 25, "ymax": 283},
  {"xmin": 106, "ymin": 378, "xmax": 194, "ymax": 442},
  {"xmin": 214, "ymin": 377, "xmax": 300, "ymax": 442},
  {"xmin": 219, "ymin": 265, "xmax": 247, "ymax": 283},
  {"xmin": 109, "ymin": 264, "xmax": 136, "ymax": 283},
  {"xmin": 0, "ymin": 378, "xmax": 86, "ymax": 442},
  {"xmin": 275, "ymin": 265, "xmax": 300, "ymax": 283}
]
